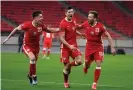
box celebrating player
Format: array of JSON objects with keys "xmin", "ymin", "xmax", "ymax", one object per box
[
  {"xmin": 2, "ymin": 11, "xmax": 59, "ymax": 85},
  {"xmin": 77, "ymin": 11, "xmax": 116, "ymax": 90},
  {"xmin": 42, "ymin": 31, "xmax": 54, "ymax": 59},
  {"xmin": 59, "ymin": 7, "xmax": 83, "ymax": 88}
]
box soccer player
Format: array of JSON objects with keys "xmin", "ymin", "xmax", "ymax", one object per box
[
  {"xmin": 77, "ymin": 11, "xmax": 116, "ymax": 90},
  {"xmin": 2, "ymin": 11, "xmax": 59, "ymax": 85},
  {"xmin": 59, "ymin": 7, "xmax": 83, "ymax": 88},
  {"xmin": 42, "ymin": 31, "xmax": 54, "ymax": 59}
]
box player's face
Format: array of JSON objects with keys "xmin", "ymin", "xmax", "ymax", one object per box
[
  {"xmin": 88, "ymin": 13, "xmax": 96, "ymax": 24},
  {"xmin": 34, "ymin": 14, "xmax": 44, "ymax": 25},
  {"xmin": 65, "ymin": 9, "xmax": 74, "ymax": 20}
]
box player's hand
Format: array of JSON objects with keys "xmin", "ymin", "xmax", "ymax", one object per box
[
  {"xmin": 2, "ymin": 38, "xmax": 8, "ymax": 44},
  {"xmin": 69, "ymin": 45, "xmax": 77, "ymax": 51},
  {"xmin": 111, "ymin": 47, "xmax": 116, "ymax": 56}
]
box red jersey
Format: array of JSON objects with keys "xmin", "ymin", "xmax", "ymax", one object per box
[
  {"xmin": 21, "ymin": 21, "xmax": 47, "ymax": 48},
  {"xmin": 59, "ymin": 18, "xmax": 77, "ymax": 49},
  {"xmin": 43, "ymin": 32, "xmax": 53, "ymax": 42},
  {"xmin": 81, "ymin": 21, "xmax": 106, "ymax": 50}
]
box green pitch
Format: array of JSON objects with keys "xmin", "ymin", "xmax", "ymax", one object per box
[{"xmin": 1, "ymin": 53, "xmax": 133, "ymax": 90}]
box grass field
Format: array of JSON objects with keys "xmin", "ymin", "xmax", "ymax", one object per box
[{"xmin": 1, "ymin": 53, "xmax": 133, "ymax": 90}]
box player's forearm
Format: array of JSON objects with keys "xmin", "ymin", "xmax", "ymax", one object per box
[
  {"xmin": 47, "ymin": 27, "xmax": 59, "ymax": 33},
  {"xmin": 75, "ymin": 24, "xmax": 83, "ymax": 30},
  {"xmin": 6, "ymin": 28, "xmax": 18, "ymax": 40},
  {"xmin": 59, "ymin": 36, "xmax": 71, "ymax": 48},
  {"xmin": 107, "ymin": 35, "xmax": 114, "ymax": 48}
]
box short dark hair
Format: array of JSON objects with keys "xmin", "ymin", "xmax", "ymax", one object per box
[
  {"xmin": 65, "ymin": 6, "xmax": 73, "ymax": 12},
  {"xmin": 67, "ymin": 6, "xmax": 73, "ymax": 10},
  {"xmin": 89, "ymin": 10, "xmax": 98, "ymax": 18},
  {"xmin": 32, "ymin": 11, "xmax": 43, "ymax": 18}
]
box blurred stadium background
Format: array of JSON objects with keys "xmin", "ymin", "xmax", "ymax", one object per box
[
  {"xmin": 1, "ymin": 1, "xmax": 133, "ymax": 53},
  {"xmin": 1, "ymin": 1, "xmax": 133, "ymax": 90}
]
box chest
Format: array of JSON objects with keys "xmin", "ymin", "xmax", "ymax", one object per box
[
  {"xmin": 85, "ymin": 25, "xmax": 102, "ymax": 36},
  {"xmin": 27, "ymin": 26, "xmax": 43, "ymax": 36},
  {"xmin": 65, "ymin": 22, "xmax": 76, "ymax": 33}
]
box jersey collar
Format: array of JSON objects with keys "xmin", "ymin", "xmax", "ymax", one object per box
[
  {"xmin": 90, "ymin": 21, "xmax": 97, "ymax": 27},
  {"xmin": 65, "ymin": 17, "xmax": 72, "ymax": 22}
]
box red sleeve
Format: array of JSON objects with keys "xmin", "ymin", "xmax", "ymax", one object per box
[
  {"xmin": 42, "ymin": 24, "xmax": 47, "ymax": 31},
  {"xmin": 59, "ymin": 21, "xmax": 65, "ymax": 35},
  {"xmin": 78, "ymin": 21, "xmax": 87, "ymax": 29},
  {"xmin": 20, "ymin": 22, "xmax": 29, "ymax": 30},
  {"xmin": 81, "ymin": 21, "xmax": 86, "ymax": 28}
]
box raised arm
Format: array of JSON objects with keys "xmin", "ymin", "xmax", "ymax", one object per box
[
  {"xmin": 43, "ymin": 24, "xmax": 59, "ymax": 33},
  {"xmin": 2, "ymin": 25, "xmax": 22, "ymax": 44},
  {"xmin": 47, "ymin": 27, "xmax": 59, "ymax": 33}
]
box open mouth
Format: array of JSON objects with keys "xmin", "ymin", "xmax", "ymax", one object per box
[
  {"xmin": 69, "ymin": 15, "xmax": 73, "ymax": 18},
  {"xmin": 38, "ymin": 20, "xmax": 44, "ymax": 25}
]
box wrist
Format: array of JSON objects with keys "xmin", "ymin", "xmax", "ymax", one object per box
[{"xmin": 67, "ymin": 44, "xmax": 71, "ymax": 49}]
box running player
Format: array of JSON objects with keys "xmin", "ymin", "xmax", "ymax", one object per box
[
  {"xmin": 59, "ymin": 7, "xmax": 83, "ymax": 88},
  {"xmin": 77, "ymin": 10, "xmax": 116, "ymax": 90},
  {"xmin": 42, "ymin": 32, "xmax": 54, "ymax": 59},
  {"xmin": 2, "ymin": 11, "xmax": 59, "ymax": 85}
]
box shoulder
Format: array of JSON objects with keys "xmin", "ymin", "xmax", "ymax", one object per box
[
  {"xmin": 60, "ymin": 19, "xmax": 66, "ymax": 28},
  {"xmin": 83, "ymin": 20, "xmax": 88, "ymax": 25},
  {"xmin": 97, "ymin": 22, "xmax": 106, "ymax": 31},
  {"xmin": 21, "ymin": 21, "xmax": 31, "ymax": 26},
  {"xmin": 60, "ymin": 19, "xmax": 66, "ymax": 25},
  {"xmin": 81, "ymin": 20, "xmax": 88, "ymax": 28},
  {"xmin": 97, "ymin": 22, "xmax": 104, "ymax": 27}
]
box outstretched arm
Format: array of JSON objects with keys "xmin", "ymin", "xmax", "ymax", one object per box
[
  {"xmin": 46, "ymin": 27, "xmax": 59, "ymax": 33},
  {"xmin": 76, "ymin": 30, "xmax": 86, "ymax": 39},
  {"xmin": 2, "ymin": 25, "xmax": 22, "ymax": 44},
  {"xmin": 43, "ymin": 24, "xmax": 59, "ymax": 33}
]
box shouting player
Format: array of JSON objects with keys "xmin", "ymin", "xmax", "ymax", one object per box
[
  {"xmin": 59, "ymin": 7, "xmax": 83, "ymax": 88},
  {"xmin": 42, "ymin": 31, "xmax": 54, "ymax": 59},
  {"xmin": 2, "ymin": 11, "xmax": 59, "ymax": 85},
  {"xmin": 78, "ymin": 11, "xmax": 116, "ymax": 90}
]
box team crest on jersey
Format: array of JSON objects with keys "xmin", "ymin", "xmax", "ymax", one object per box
[
  {"xmin": 37, "ymin": 27, "xmax": 42, "ymax": 32},
  {"xmin": 95, "ymin": 28, "xmax": 99, "ymax": 32}
]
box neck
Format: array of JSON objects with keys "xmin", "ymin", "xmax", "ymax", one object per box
[
  {"xmin": 32, "ymin": 20, "xmax": 38, "ymax": 27},
  {"xmin": 89, "ymin": 21, "xmax": 97, "ymax": 27},
  {"xmin": 65, "ymin": 17, "xmax": 72, "ymax": 22}
]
